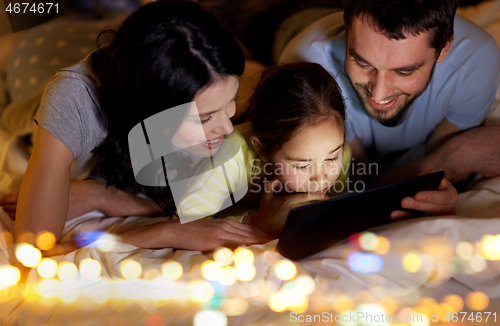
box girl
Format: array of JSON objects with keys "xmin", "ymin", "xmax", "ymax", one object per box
[
  {"xmin": 9, "ymin": 0, "xmax": 273, "ymax": 251},
  {"xmin": 235, "ymin": 62, "xmax": 457, "ymax": 237}
]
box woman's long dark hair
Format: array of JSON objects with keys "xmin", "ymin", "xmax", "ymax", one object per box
[{"xmin": 92, "ymin": 0, "xmax": 245, "ymax": 215}]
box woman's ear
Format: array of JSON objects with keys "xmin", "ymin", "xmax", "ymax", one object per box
[{"xmin": 250, "ymin": 136, "xmax": 268, "ymax": 162}]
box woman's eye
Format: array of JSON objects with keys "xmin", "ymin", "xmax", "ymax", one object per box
[{"xmin": 201, "ymin": 116, "xmax": 213, "ymax": 124}]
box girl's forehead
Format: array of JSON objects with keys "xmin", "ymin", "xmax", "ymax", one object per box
[{"xmin": 277, "ymin": 118, "xmax": 344, "ymax": 160}]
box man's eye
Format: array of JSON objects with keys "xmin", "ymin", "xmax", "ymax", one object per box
[
  {"xmin": 354, "ymin": 59, "xmax": 370, "ymax": 69},
  {"xmin": 396, "ymin": 70, "xmax": 414, "ymax": 77}
]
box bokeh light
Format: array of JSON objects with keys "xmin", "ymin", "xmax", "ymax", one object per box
[
  {"xmin": 347, "ymin": 252, "xmax": 383, "ymax": 273},
  {"xmin": 37, "ymin": 258, "xmax": 58, "ymax": 279},
  {"xmin": 218, "ymin": 266, "xmax": 237, "ymax": 285},
  {"xmin": 468, "ymin": 254, "xmax": 487, "ymax": 273},
  {"xmin": 269, "ymin": 292, "xmax": 288, "ymax": 312},
  {"xmin": 235, "ymin": 262, "xmax": 256, "ymax": 282},
  {"xmin": 379, "ymin": 297, "xmax": 398, "ymax": 314},
  {"xmin": 480, "ymin": 235, "xmax": 500, "ymax": 260},
  {"xmin": 161, "ymin": 261, "xmax": 183, "ymax": 281},
  {"xmin": 15, "ymin": 243, "xmax": 42, "ymax": 267},
  {"xmin": 214, "ymin": 247, "xmax": 233, "ymax": 266},
  {"xmin": 36, "ymin": 279, "xmax": 60, "ymax": 298},
  {"xmin": 0, "ymin": 265, "xmax": 21, "ymax": 286},
  {"xmin": 189, "ymin": 281, "xmax": 214, "ymax": 303},
  {"xmin": 359, "ymin": 232, "xmax": 379, "ymax": 251},
  {"xmin": 402, "ymin": 251, "xmax": 421, "ymax": 273},
  {"xmin": 36, "ymin": 231, "xmax": 56, "ymax": 251},
  {"xmin": 443, "ymin": 294, "xmax": 464, "ymax": 312},
  {"xmin": 57, "ymin": 261, "xmax": 78, "ymax": 281},
  {"xmin": 80, "ymin": 258, "xmax": 102, "ymax": 281},
  {"xmin": 466, "ymin": 291, "xmax": 489, "ymax": 311},
  {"xmin": 0, "ymin": 231, "xmax": 14, "ymax": 248},
  {"xmin": 373, "ymin": 236, "xmax": 391, "ymax": 255},
  {"xmin": 274, "ymin": 260, "xmax": 297, "ymax": 280},
  {"xmin": 120, "ymin": 260, "xmax": 142, "ymax": 280},
  {"xmin": 332, "ymin": 295, "xmax": 353, "ymax": 313},
  {"xmin": 456, "ymin": 241, "xmax": 475, "ymax": 260},
  {"xmin": 201, "ymin": 260, "xmax": 222, "ymax": 281},
  {"xmin": 295, "ymin": 275, "xmax": 315, "ymax": 296},
  {"xmin": 193, "ymin": 310, "xmax": 227, "ymax": 326},
  {"xmin": 220, "ymin": 298, "xmax": 248, "ymax": 316},
  {"xmin": 234, "ymin": 248, "xmax": 254, "ymax": 265}
]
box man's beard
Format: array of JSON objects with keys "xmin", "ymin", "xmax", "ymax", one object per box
[{"xmin": 348, "ymin": 63, "xmax": 436, "ymax": 127}]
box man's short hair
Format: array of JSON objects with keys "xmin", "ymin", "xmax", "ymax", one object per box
[{"xmin": 343, "ymin": 0, "xmax": 458, "ymax": 54}]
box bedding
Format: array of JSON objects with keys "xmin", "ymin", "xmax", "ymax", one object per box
[{"xmin": 0, "ymin": 2, "xmax": 500, "ymax": 325}]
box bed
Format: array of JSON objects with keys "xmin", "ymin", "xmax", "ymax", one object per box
[{"xmin": 0, "ymin": 2, "xmax": 500, "ymax": 325}]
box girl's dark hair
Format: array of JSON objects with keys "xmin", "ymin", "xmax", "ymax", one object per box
[
  {"xmin": 249, "ymin": 62, "xmax": 345, "ymax": 161},
  {"xmin": 93, "ymin": 0, "xmax": 245, "ymax": 214}
]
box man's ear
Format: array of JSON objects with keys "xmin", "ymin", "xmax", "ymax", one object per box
[
  {"xmin": 437, "ymin": 35, "xmax": 454, "ymax": 63},
  {"xmin": 250, "ymin": 136, "xmax": 268, "ymax": 162}
]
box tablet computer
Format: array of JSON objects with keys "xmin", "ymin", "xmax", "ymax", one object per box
[{"xmin": 276, "ymin": 171, "xmax": 445, "ymax": 261}]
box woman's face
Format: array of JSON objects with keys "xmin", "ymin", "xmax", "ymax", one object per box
[
  {"xmin": 172, "ymin": 76, "xmax": 239, "ymax": 157},
  {"xmin": 271, "ymin": 118, "xmax": 345, "ymax": 194}
]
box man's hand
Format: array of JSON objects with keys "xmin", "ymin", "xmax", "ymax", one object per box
[
  {"xmin": 391, "ymin": 177, "xmax": 458, "ymax": 219},
  {"xmin": 243, "ymin": 178, "xmax": 328, "ymax": 237},
  {"xmin": 426, "ymin": 126, "xmax": 500, "ymax": 183},
  {"xmin": 120, "ymin": 219, "xmax": 275, "ymax": 251}
]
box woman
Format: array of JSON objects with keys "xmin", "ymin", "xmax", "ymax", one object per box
[{"xmin": 9, "ymin": 0, "xmax": 272, "ymax": 251}]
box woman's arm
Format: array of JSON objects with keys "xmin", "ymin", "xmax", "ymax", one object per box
[{"xmin": 15, "ymin": 125, "xmax": 74, "ymax": 242}]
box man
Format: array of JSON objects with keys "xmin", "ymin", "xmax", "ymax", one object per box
[{"xmin": 278, "ymin": 0, "xmax": 500, "ymax": 215}]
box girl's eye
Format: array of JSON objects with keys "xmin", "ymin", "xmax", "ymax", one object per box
[
  {"xmin": 325, "ymin": 157, "xmax": 339, "ymax": 163},
  {"xmin": 293, "ymin": 165, "xmax": 309, "ymax": 170},
  {"xmin": 201, "ymin": 116, "xmax": 213, "ymax": 124}
]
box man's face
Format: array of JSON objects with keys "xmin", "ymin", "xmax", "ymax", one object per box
[{"xmin": 345, "ymin": 16, "xmax": 447, "ymax": 126}]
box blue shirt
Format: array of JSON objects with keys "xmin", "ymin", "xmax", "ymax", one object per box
[{"xmin": 279, "ymin": 12, "xmax": 500, "ymax": 161}]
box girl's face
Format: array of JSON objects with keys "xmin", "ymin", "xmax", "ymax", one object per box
[
  {"xmin": 271, "ymin": 118, "xmax": 345, "ymax": 194},
  {"xmin": 172, "ymin": 76, "xmax": 239, "ymax": 157}
]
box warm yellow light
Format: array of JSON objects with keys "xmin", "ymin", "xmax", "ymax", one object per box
[
  {"xmin": 220, "ymin": 298, "xmax": 248, "ymax": 316},
  {"xmin": 379, "ymin": 297, "xmax": 398, "ymax": 315},
  {"xmin": 289, "ymin": 293, "xmax": 308, "ymax": 314},
  {"xmin": 80, "ymin": 258, "xmax": 101, "ymax": 281},
  {"xmin": 0, "ymin": 231, "xmax": 13, "ymax": 249},
  {"xmin": 88, "ymin": 285, "xmax": 111, "ymax": 304},
  {"xmin": 218, "ymin": 266, "xmax": 237, "ymax": 285},
  {"xmin": 295, "ymin": 275, "xmax": 315, "ymax": 296},
  {"xmin": 269, "ymin": 292, "xmax": 287, "ymax": 312},
  {"xmin": 0, "ymin": 265, "xmax": 21, "ymax": 286},
  {"xmin": 374, "ymin": 236, "xmax": 391, "ymax": 255},
  {"xmin": 193, "ymin": 310, "xmax": 227, "ymax": 326},
  {"xmin": 469, "ymin": 254, "xmax": 487, "ymax": 273},
  {"xmin": 481, "ymin": 235, "xmax": 500, "ymax": 260},
  {"xmin": 201, "ymin": 260, "xmax": 222, "ymax": 281},
  {"xmin": 234, "ymin": 248, "xmax": 254, "ymax": 265},
  {"xmin": 120, "ymin": 260, "xmax": 142, "ymax": 280},
  {"xmin": 36, "ymin": 231, "xmax": 56, "ymax": 251},
  {"xmin": 443, "ymin": 294, "xmax": 464, "ymax": 312},
  {"xmin": 438, "ymin": 303, "xmax": 455, "ymax": 320},
  {"xmin": 456, "ymin": 241, "xmax": 475, "ymax": 260},
  {"xmin": 36, "ymin": 279, "xmax": 59, "ymax": 298},
  {"xmin": 161, "ymin": 261, "xmax": 183, "ymax": 281},
  {"xmin": 189, "ymin": 280, "xmax": 214, "ymax": 303},
  {"xmin": 37, "ymin": 258, "xmax": 58, "ymax": 279},
  {"xmin": 359, "ymin": 232, "xmax": 379, "ymax": 251},
  {"xmin": 214, "ymin": 247, "xmax": 233, "ymax": 266},
  {"xmin": 274, "ymin": 260, "xmax": 296, "ymax": 280},
  {"xmin": 466, "ymin": 291, "xmax": 489, "ymax": 311},
  {"xmin": 235, "ymin": 262, "xmax": 256, "ymax": 282},
  {"xmin": 57, "ymin": 261, "xmax": 78, "ymax": 281},
  {"xmin": 15, "ymin": 243, "xmax": 42, "ymax": 267},
  {"xmin": 402, "ymin": 251, "xmax": 421, "ymax": 273},
  {"xmin": 332, "ymin": 295, "xmax": 353, "ymax": 314},
  {"xmin": 59, "ymin": 280, "xmax": 80, "ymax": 303}
]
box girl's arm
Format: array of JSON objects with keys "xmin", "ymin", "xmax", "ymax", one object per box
[{"xmin": 15, "ymin": 125, "xmax": 74, "ymax": 242}]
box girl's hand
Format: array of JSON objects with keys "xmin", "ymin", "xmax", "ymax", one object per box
[
  {"xmin": 244, "ymin": 177, "xmax": 328, "ymax": 237},
  {"xmin": 119, "ymin": 219, "xmax": 275, "ymax": 251},
  {"xmin": 391, "ymin": 177, "xmax": 459, "ymax": 219}
]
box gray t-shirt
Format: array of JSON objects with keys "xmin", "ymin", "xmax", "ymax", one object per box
[{"xmin": 36, "ymin": 52, "xmax": 107, "ymax": 179}]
